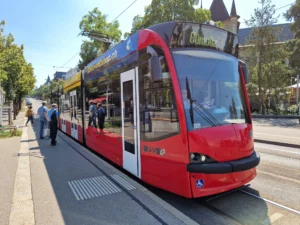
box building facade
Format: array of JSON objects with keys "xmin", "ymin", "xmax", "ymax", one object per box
[
  {"xmin": 53, "ymin": 71, "xmax": 67, "ymax": 81},
  {"xmin": 208, "ymin": 0, "xmax": 293, "ymax": 65},
  {"xmin": 209, "ymin": 0, "xmax": 240, "ymax": 34}
]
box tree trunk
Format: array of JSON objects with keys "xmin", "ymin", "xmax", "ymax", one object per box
[
  {"xmin": 18, "ymin": 96, "xmax": 22, "ymax": 111},
  {"xmin": 13, "ymin": 99, "xmax": 17, "ymax": 120},
  {"xmin": 257, "ymin": 46, "xmax": 263, "ymax": 114}
]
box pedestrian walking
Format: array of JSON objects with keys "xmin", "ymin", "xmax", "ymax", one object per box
[
  {"xmin": 25, "ymin": 105, "xmax": 35, "ymax": 126},
  {"xmin": 37, "ymin": 101, "xmax": 48, "ymax": 139},
  {"xmin": 47, "ymin": 103, "xmax": 59, "ymax": 146}
]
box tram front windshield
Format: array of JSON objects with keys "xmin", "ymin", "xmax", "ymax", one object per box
[{"xmin": 173, "ymin": 49, "xmax": 249, "ymax": 131}]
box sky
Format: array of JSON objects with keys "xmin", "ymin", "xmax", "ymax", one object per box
[{"xmin": 0, "ymin": 0, "xmax": 295, "ymax": 87}]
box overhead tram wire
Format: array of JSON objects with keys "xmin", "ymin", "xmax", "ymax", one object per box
[
  {"xmin": 111, "ymin": 0, "xmax": 138, "ymax": 23},
  {"xmin": 32, "ymin": 63, "xmax": 72, "ymax": 69},
  {"xmin": 60, "ymin": 0, "xmax": 141, "ymax": 70},
  {"xmin": 60, "ymin": 51, "xmax": 80, "ymax": 68}
]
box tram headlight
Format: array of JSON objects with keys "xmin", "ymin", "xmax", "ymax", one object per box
[
  {"xmin": 190, "ymin": 153, "xmax": 216, "ymax": 163},
  {"xmin": 190, "ymin": 153, "xmax": 196, "ymax": 159},
  {"xmin": 190, "ymin": 153, "xmax": 200, "ymax": 161}
]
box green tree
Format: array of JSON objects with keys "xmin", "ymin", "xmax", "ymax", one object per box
[
  {"xmin": 245, "ymin": 0, "xmax": 281, "ymax": 113},
  {"xmin": 78, "ymin": 41, "xmax": 99, "ymax": 70},
  {"xmin": 78, "ymin": 8, "xmax": 122, "ymax": 70},
  {"xmin": 143, "ymin": 0, "xmax": 196, "ymax": 26},
  {"xmin": 193, "ymin": 8, "xmax": 211, "ymax": 23},
  {"xmin": 0, "ymin": 21, "xmax": 35, "ymax": 117},
  {"xmin": 0, "ymin": 20, "xmax": 7, "ymax": 82},
  {"xmin": 126, "ymin": 1, "xmax": 222, "ymax": 37},
  {"xmin": 15, "ymin": 63, "xmax": 36, "ymax": 110},
  {"xmin": 285, "ymin": 0, "xmax": 300, "ymax": 73},
  {"xmin": 126, "ymin": 15, "xmax": 146, "ymax": 38}
]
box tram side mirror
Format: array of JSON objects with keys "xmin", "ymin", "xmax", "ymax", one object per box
[{"xmin": 149, "ymin": 56, "xmax": 163, "ymax": 83}]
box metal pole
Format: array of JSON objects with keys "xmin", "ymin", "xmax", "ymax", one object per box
[
  {"xmin": 297, "ymin": 75, "xmax": 299, "ymax": 105},
  {"xmin": 297, "ymin": 74, "xmax": 299, "ymax": 115},
  {"xmin": 0, "ymin": 107, "xmax": 2, "ymax": 126}
]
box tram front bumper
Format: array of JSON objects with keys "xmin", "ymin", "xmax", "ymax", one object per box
[{"xmin": 187, "ymin": 151, "xmax": 260, "ymax": 174}]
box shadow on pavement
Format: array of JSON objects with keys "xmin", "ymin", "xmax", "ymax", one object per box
[
  {"xmin": 26, "ymin": 116, "xmax": 271, "ymax": 225},
  {"xmin": 28, "ymin": 117, "xmax": 149, "ymax": 225},
  {"xmin": 145, "ymin": 183, "xmax": 271, "ymax": 225}
]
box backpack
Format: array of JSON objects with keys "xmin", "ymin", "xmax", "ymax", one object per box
[
  {"xmin": 98, "ymin": 108, "xmax": 105, "ymax": 118},
  {"xmin": 51, "ymin": 109, "xmax": 57, "ymax": 123}
]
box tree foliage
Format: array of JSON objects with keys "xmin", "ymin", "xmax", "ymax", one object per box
[
  {"xmin": 78, "ymin": 41, "xmax": 99, "ymax": 70},
  {"xmin": 245, "ymin": 0, "xmax": 289, "ymax": 113},
  {"xmin": 285, "ymin": 0, "xmax": 300, "ymax": 73},
  {"xmin": 126, "ymin": 0, "xmax": 220, "ymax": 37},
  {"xmin": 0, "ymin": 20, "xmax": 35, "ymax": 117},
  {"xmin": 78, "ymin": 8, "xmax": 122, "ymax": 70}
]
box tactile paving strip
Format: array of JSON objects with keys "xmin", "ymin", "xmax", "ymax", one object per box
[{"xmin": 68, "ymin": 176, "xmax": 121, "ymax": 200}]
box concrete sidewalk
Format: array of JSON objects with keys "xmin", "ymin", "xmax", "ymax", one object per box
[
  {"xmin": 0, "ymin": 109, "xmax": 26, "ymax": 225},
  {"xmin": 253, "ymin": 118, "xmax": 300, "ymax": 147},
  {"xmin": 4, "ymin": 104, "xmax": 198, "ymax": 225}
]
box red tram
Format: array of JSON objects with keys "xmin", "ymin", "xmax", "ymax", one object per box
[{"xmin": 57, "ymin": 22, "xmax": 260, "ymax": 198}]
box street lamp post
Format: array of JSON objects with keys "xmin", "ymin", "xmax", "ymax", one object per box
[
  {"xmin": 296, "ymin": 75, "xmax": 299, "ymax": 103},
  {"xmin": 297, "ymin": 74, "xmax": 299, "ymax": 115}
]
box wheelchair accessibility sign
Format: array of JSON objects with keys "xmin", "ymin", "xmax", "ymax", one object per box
[{"xmin": 196, "ymin": 179, "xmax": 204, "ymax": 188}]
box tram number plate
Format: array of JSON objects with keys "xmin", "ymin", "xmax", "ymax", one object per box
[{"xmin": 143, "ymin": 146, "xmax": 166, "ymax": 156}]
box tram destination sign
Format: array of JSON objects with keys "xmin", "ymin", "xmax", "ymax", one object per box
[{"xmin": 171, "ymin": 23, "xmax": 238, "ymax": 56}]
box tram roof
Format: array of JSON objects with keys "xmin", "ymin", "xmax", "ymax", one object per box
[{"xmin": 84, "ymin": 21, "xmax": 238, "ymax": 78}]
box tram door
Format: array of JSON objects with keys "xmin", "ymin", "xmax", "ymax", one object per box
[
  {"xmin": 61, "ymin": 94, "xmax": 66, "ymax": 132},
  {"xmin": 121, "ymin": 68, "xmax": 140, "ymax": 177},
  {"xmin": 70, "ymin": 90, "xmax": 78, "ymax": 139}
]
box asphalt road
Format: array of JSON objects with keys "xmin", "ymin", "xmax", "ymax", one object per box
[
  {"xmin": 147, "ymin": 142, "xmax": 300, "ymax": 225},
  {"xmin": 253, "ymin": 118, "xmax": 300, "ymax": 146}
]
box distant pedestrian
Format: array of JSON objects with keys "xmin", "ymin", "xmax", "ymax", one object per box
[
  {"xmin": 97, "ymin": 103, "xmax": 105, "ymax": 130},
  {"xmin": 88, "ymin": 101, "xmax": 97, "ymax": 127},
  {"xmin": 37, "ymin": 101, "xmax": 48, "ymax": 139},
  {"xmin": 25, "ymin": 105, "xmax": 34, "ymax": 126},
  {"xmin": 47, "ymin": 103, "xmax": 59, "ymax": 146}
]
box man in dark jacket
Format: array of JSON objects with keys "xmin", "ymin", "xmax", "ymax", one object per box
[
  {"xmin": 47, "ymin": 103, "xmax": 59, "ymax": 146},
  {"xmin": 97, "ymin": 103, "xmax": 105, "ymax": 130}
]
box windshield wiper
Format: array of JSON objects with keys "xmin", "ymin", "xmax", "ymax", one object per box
[
  {"xmin": 192, "ymin": 100, "xmax": 222, "ymax": 127},
  {"xmin": 185, "ymin": 77, "xmax": 194, "ymax": 125},
  {"xmin": 185, "ymin": 77, "xmax": 219, "ymax": 127}
]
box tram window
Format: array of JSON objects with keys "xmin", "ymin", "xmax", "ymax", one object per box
[
  {"xmin": 86, "ymin": 76, "xmax": 122, "ymax": 135},
  {"xmin": 85, "ymin": 53, "xmax": 138, "ymax": 137},
  {"xmin": 139, "ymin": 46, "xmax": 180, "ymax": 141}
]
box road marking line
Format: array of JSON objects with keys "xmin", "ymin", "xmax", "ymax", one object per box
[
  {"xmin": 257, "ymin": 169, "xmax": 300, "ymax": 185},
  {"xmin": 269, "ymin": 212, "xmax": 283, "ymax": 223},
  {"xmin": 9, "ymin": 127, "xmax": 35, "ymax": 225},
  {"xmin": 240, "ymin": 190, "xmax": 300, "ymax": 215},
  {"xmin": 255, "ymin": 145, "xmax": 300, "ymax": 155},
  {"xmin": 255, "ymin": 133, "xmax": 299, "ymax": 139}
]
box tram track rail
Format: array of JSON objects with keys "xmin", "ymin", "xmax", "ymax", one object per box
[{"xmin": 199, "ymin": 185, "xmax": 300, "ymax": 216}]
